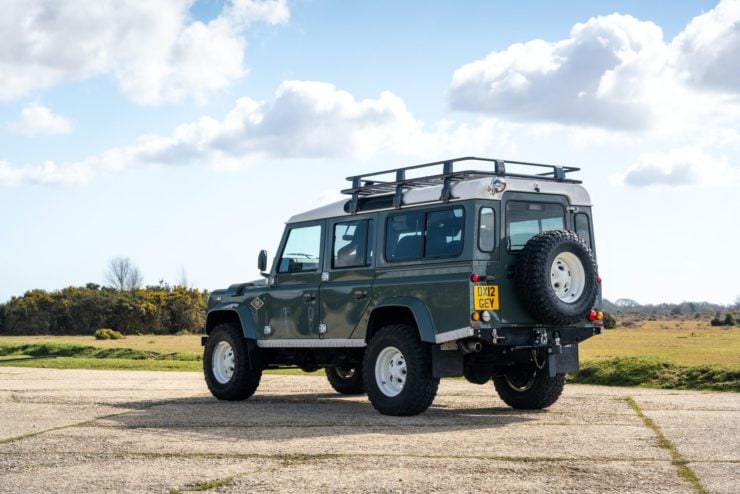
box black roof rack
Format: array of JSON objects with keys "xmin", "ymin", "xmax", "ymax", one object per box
[{"xmin": 342, "ymin": 156, "xmax": 580, "ymax": 214}]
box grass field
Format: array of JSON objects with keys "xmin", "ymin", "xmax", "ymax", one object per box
[
  {"xmin": 580, "ymin": 321, "xmax": 740, "ymax": 368},
  {"xmin": 1, "ymin": 321, "xmax": 738, "ymax": 390},
  {"xmin": 0, "ymin": 334, "xmax": 202, "ymax": 355}
]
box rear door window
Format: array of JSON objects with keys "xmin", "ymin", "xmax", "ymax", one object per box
[
  {"xmin": 333, "ymin": 220, "xmax": 370, "ymax": 268},
  {"xmin": 506, "ymin": 202, "xmax": 564, "ymax": 250}
]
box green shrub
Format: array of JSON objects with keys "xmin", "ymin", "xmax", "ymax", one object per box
[
  {"xmin": 0, "ymin": 285, "xmax": 207, "ymax": 336},
  {"xmin": 94, "ymin": 328, "xmax": 125, "ymax": 340},
  {"xmin": 571, "ymin": 357, "xmax": 740, "ymax": 392},
  {"xmin": 602, "ymin": 311, "xmax": 617, "ymax": 329}
]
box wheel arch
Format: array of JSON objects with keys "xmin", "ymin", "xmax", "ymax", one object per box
[
  {"xmin": 206, "ymin": 308, "xmax": 258, "ymax": 340},
  {"xmin": 365, "ymin": 297, "xmax": 437, "ymax": 343}
]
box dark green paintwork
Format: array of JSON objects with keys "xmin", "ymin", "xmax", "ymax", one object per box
[{"xmin": 206, "ymin": 194, "xmax": 600, "ymax": 344}]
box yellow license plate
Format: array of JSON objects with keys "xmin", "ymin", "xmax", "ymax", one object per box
[{"xmin": 473, "ymin": 285, "xmax": 499, "ymax": 311}]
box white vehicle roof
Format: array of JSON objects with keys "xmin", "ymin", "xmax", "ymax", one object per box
[{"xmin": 289, "ymin": 175, "xmax": 592, "ymax": 223}]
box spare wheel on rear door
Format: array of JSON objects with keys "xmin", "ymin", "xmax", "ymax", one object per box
[{"xmin": 515, "ymin": 230, "xmax": 598, "ymax": 325}]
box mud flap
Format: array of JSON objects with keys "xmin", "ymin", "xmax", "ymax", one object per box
[
  {"xmin": 245, "ymin": 339, "xmax": 265, "ymax": 370},
  {"xmin": 547, "ymin": 344, "xmax": 579, "ymax": 377},
  {"xmin": 431, "ymin": 345, "xmax": 463, "ymax": 378}
]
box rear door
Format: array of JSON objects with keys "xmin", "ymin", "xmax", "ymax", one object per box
[
  {"xmin": 499, "ymin": 192, "xmax": 570, "ymax": 324},
  {"xmin": 320, "ymin": 217, "xmax": 375, "ymax": 339}
]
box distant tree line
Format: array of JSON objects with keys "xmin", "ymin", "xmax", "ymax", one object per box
[
  {"xmin": 0, "ymin": 284, "xmax": 207, "ymax": 336},
  {"xmin": 603, "ymin": 299, "xmax": 739, "ymax": 317}
]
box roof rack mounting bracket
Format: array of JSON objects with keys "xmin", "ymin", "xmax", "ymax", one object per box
[
  {"xmin": 348, "ymin": 176, "xmax": 361, "ymax": 214},
  {"xmin": 393, "ymin": 170, "xmax": 405, "ymax": 209},
  {"xmin": 494, "ymin": 159, "xmax": 506, "ymax": 175},
  {"xmin": 440, "ymin": 160, "xmax": 454, "ymax": 203},
  {"xmin": 554, "ymin": 166, "xmax": 565, "ymax": 180}
]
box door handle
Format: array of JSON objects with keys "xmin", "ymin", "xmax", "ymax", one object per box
[
  {"xmin": 303, "ymin": 293, "xmax": 316, "ymax": 302},
  {"xmin": 352, "ymin": 291, "xmax": 367, "ymax": 300}
]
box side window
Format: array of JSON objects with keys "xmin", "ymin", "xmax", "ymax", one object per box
[
  {"xmin": 506, "ymin": 202, "xmax": 564, "ymax": 251},
  {"xmin": 333, "ymin": 221, "xmax": 369, "ymax": 268},
  {"xmin": 478, "ymin": 207, "xmax": 495, "ymax": 252},
  {"xmin": 575, "ymin": 213, "xmax": 592, "ymax": 248},
  {"xmin": 278, "ymin": 225, "xmax": 322, "ymax": 273},
  {"xmin": 385, "ymin": 207, "xmax": 465, "ymax": 262},
  {"xmin": 425, "ymin": 208, "xmax": 464, "ymax": 257},
  {"xmin": 385, "ymin": 212, "xmax": 423, "ymax": 261}
]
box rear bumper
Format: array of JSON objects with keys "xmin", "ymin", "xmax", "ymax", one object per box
[{"xmin": 469, "ymin": 325, "xmax": 601, "ymax": 348}]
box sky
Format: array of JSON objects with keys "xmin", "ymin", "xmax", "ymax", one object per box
[{"xmin": 1, "ymin": 0, "xmax": 739, "ymax": 305}]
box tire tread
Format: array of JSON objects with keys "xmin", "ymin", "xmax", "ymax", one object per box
[
  {"xmin": 204, "ymin": 323, "xmax": 261, "ymax": 401},
  {"xmin": 363, "ymin": 324, "xmax": 439, "ymax": 416},
  {"xmin": 493, "ymin": 370, "xmax": 565, "ymax": 410},
  {"xmin": 326, "ymin": 367, "xmax": 365, "ymax": 395}
]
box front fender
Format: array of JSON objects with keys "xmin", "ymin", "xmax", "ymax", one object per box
[{"xmin": 206, "ymin": 305, "xmax": 258, "ymax": 340}]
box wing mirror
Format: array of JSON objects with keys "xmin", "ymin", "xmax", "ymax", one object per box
[{"xmin": 258, "ymin": 250, "xmax": 268, "ymax": 277}]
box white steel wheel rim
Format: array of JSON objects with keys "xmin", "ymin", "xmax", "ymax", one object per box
[
  {"xmin": 335, "ymin": 368, "xmax": 356, "ymax": 379},
  {"xmin": 374, "ymin": 346, "xmax": 407, "ymax": 397},
  {"xmin": 505, "ymin": 371, "xmax": 537, "ymax": 392},
  {"xmin": 212, "ymin": 341, "xmax": 236, "ymax": 384},
  {"xmin": 550, "ymin": 252, "xmax": 586, "ymax": 303}
]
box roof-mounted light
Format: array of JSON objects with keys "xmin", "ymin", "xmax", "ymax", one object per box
[{"xmin": 489, "ymin": 178, "xmax": 507, "ymax": 194}]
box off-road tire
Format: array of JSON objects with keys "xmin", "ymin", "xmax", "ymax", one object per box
[
  {"xmin": 515, "ymin": 230, "xmax": 598, "ymax": 325},
  {"xmin": 326, "ymin": 367, "xmax": 366, "ymax": 395},
  {"xmin": 204, "ymin": 323, "xmax": 262, "ymax": 401},
  {"xmin": 363, "ymin": 325, "xmax": 439, "ymax": 416},
  {"xmin": 493, "ymin": 365, "xmax": 565, "ymax": 410}
]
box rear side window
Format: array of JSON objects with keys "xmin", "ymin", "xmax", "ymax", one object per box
[
  {"xmin": 575, "ymin": 213, "xmax": 592, "ymax": 248},
  {"xmin": 425, "ymin": 209, "xmax": 464, "ymax": 257},
  {"xmin": 385, "ymin": 207, "xmax": 464, "ymax": 262},
  {"xmin": 479, "ymin": 207, "xmax": 495, "ymax": 252},
  {"xmin": 385, "ymin": 213, "xmax": 423, "ymax": 261},
  {"xmin": 506, "ymin": 202, "xmax": 564, "ymax": 251}
]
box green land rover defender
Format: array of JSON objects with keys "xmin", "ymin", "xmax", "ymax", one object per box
[{"xmin": 202, "ymin": 157, "xmax": 603, "ymax": 416}]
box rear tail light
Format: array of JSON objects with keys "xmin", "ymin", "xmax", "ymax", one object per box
[
  {"xmin": 471, "ymin": 312, "xmax": 481, "ymax": 322},
  {"xmin": 588, "ymin": 310, "xmax": 597, "ymax": 321}
]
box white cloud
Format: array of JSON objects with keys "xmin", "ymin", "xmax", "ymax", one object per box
[
  {"xmin": 449, "ymin": 14, "xmax": 665, "ymax": 130},
  {"xmin": 0, "ymin": 0, "xmax": 289, "ymax": 105},
  {"xmin": 0, "ymin": 160, "xmax": 90, "ymax": 186},
  {"xmin": 611, "ymin": 147, "xmax": 739, "ymax": 188},
  {"xmin": 0, "ymin": 81, "xmax": 512, "ymax": 187},
  {"xmin": 6, "ymin": 103, "xmax": 72, "ymax": 136},
  {"xmin": 449, "ymin": 0, "xmax": 740, "ymax": 132},
  {"xmin": 672, "ymin": 0, "xmax": 740, "ymax": 93}
]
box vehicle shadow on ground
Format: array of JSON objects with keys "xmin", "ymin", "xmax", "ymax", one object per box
[{"xmin": 102, "ymin": 392, "xmax": 538, "ymax": 441}]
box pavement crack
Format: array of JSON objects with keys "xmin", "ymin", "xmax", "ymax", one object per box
[
  {"xmin": 0, "ymin": 420, "xmax": 97, "ymax": 446},
  {"xmin": 0, "ymin": 394, "xmax": 207, "ymax": 445},
  {"xmin": 170, "ymin": 475, "xmax": 238, "ymax": 493},
  {"xmin": 625, "ymin": 397, "xmax": 708, "ymax": 494},
  {"xmin": 0, "ymin": 450, "xmax": 673, "ymax": 464}
]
